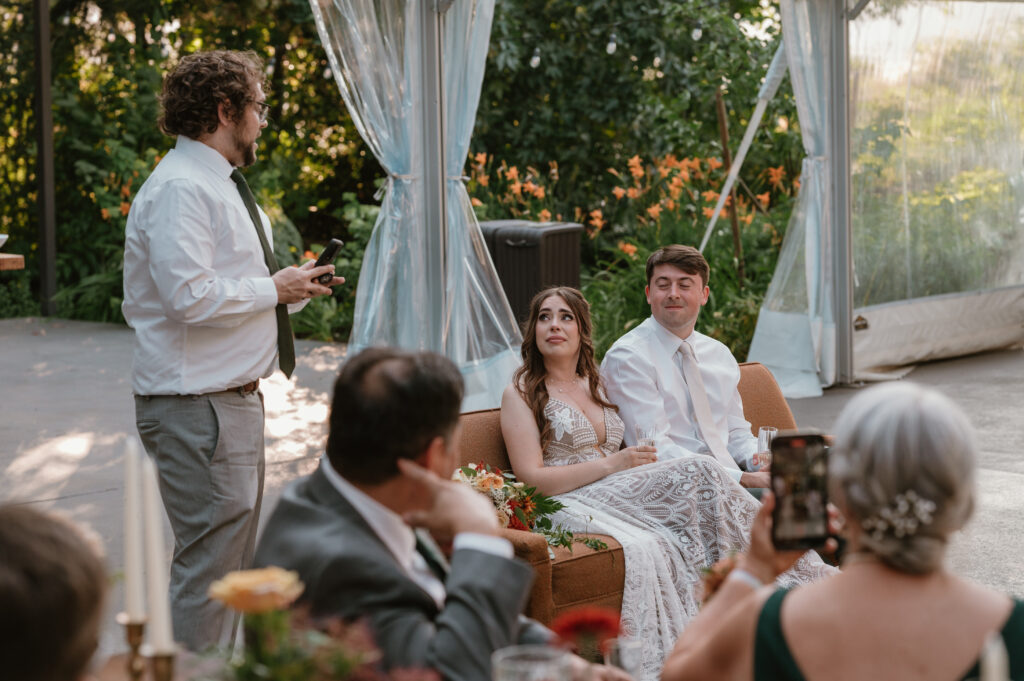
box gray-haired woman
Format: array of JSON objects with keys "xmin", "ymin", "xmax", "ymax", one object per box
[{"xmin": 661, "ymin": 381, "xmax": 1023, "ymax": 681}]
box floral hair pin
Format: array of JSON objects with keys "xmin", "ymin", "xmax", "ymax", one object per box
[{"xmin": 862, "ymin": 489, "xmax": 937, "ymax": 541}]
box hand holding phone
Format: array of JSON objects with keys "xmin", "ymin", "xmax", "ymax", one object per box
[
  {"xmin": 311, "ymin": 238, "xmax": 344, "ymax": 285},
  {"xmin": 770, "ymin": 432, "xmax": 829, "ymax": 550}
]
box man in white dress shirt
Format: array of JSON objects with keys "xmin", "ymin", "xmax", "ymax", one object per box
[
  {"xmin": 122, "ymin": 50, "xmax": 342, "ymax": 649},
  {"xmin": 601, "ymin": 245, "xmax": 769, "ymax": 490}
]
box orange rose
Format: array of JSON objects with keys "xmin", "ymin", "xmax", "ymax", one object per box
[{"xmin": 208, "ymin": 567, "xmax": 304, "ymax": 614}]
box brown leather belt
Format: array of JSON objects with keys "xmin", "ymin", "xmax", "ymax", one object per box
[{"xmin": 209, "ymin": 379, "xmax": 260, "ymax": 396}]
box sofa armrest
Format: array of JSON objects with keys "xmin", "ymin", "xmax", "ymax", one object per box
[{"xmin": 501, "ymin": 528, "xmax": 554, "ymax": 625}]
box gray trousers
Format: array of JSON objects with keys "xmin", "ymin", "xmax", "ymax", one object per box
[{"xmin": 135, "ymin": 390, "xmax": 265, "ymax": 652}]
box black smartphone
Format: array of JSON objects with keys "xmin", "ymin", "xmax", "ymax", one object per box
[
  {"xmin": 312, "ymin": 238, "xmax": 344, "ymax": 285},
  {"xmin": 770, "ymin": 432, "xmax": 829, "ymax": 550}
]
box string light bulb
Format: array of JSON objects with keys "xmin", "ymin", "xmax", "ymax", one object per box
[
  {"xmin": 606, "ymin": 32, "xmax": 617, "ymax": 55},
  {"xmin": 529, "ymin": 47, "xmax": 541, "ymax": 68}
]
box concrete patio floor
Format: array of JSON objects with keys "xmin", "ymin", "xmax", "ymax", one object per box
[{"xmin": 1, "ymin": 317, "xmax": 1021, "ymax": 661}]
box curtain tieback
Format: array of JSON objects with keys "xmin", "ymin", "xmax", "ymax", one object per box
[{"xmin": 374, "ymin": 173, "xmax": 416, "ymax": 201}]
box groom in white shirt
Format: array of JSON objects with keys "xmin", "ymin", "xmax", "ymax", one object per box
[{"xmin": 601, "ymin": 245, "xmax": 768, "ymax": 490}]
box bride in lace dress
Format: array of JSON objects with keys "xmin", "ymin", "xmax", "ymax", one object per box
[{"xmin": 501, "ymin": 287, "xmax": 835, "ymax": 681}]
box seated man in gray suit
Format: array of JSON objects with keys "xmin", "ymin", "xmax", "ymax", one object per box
[{"xmin": 255, "ymin": 348, "xmax": 628, "ymax": 681}]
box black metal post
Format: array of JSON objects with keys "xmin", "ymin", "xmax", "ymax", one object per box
[{"xmin": 34, "ymin": 0, "xmax": 57, "ymax": 316}]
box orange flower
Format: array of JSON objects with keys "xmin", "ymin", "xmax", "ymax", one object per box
[
  {"xmin": 474, "ymin": 152, "xmax": 487, "ymax": 166},
  {"xmin": 658, "ymin": 166, "xmax": 670, "ymax": 178},
  {"xmin": 647, "ymin": 204, "xmax": 662, "ymax": 219},
  {"xmin": 665, "ymin": 199, "xmax": 676, "ymax": 211},
  {"xmin": 741, "ymin": 212, "xmax": 754, "ymax": 225},
  {"xmin": 793, "ymin": 177, "xmax": 801, "ymax": 191},
  {"xmin": 477, "ymin": 174, "xmax": 489, "ymax": 187},
  {"xmin": 702, "ymin": 206, "xmax": 715, "ymax": 219},
  {"xmin": 626, "ymin": 187, "xmax": 641, "ymax": 200},
  {"xmin": 618, "ymin": 241, "xmax": 638, "ymax": 257},
  {"xmin": 707, "ymin": 157, "xmax": 723, "ymax": 171},
  {"xmin": 303, "ymin": 250, "xmax": 316, "ymax": 261},
  {"xmin": 607, "ymin": 167, "xmax": 621, "ymax": 178},
  {"xmin": 767, "ymin": 165, "xmax": 786, "ymax": 189},
  {"xmin": 523, "ymin": 180, "xmax": 537, "ymax": 195},
  {"xmin": 100, "ymin": 208, "xmax": 110, "ymax": 220},
  {"xmin": 701, "ymin": 190, "xmax": 719, "ymax": 203},
  {"xmin": 510, "ymin": 181, "xmax": 522, "ymax": 197},
  {"xmin": 532, "ymin": 185, "xmax": 546, "ymax": 200},
  {"xmin": 120, "ymin": 183, "xmax": 132, "ymax": 198},
  {"xmin": 756, "ymin": 192, "xmax": 771, "ymax": 208},
  {"xmin": 120, "ymin": 201, "xmax": 131, "ymax": 216},
  {"xmin": 589, "ymin": 209, "xmax": 605, "ymax": 230},
  {"xmin": 208, "ymin": 567, "xmax": 304, "ymax": 614},
  {"xmin": 612, "ymin": 186, "xmax": 626, "ymax": 199},
  {"xmin": 539, "ymin": 209, "xmax": 552, "ymax": 222},
  {"xmin": 471, "ymin": 197, "xmax": 484, "ymax": 207},
  {"xmin": 678, "ymin": 169, "xmax": 690, "ymax": 183},
  {"xmin": 506, "ymin": 166, "xmax": 520, "ymax": 182},
  {"xmin": 627, "ymin": 155, "xmax": 644, "ymax": 179}
]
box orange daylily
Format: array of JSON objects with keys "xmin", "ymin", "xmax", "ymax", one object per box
[
  {"xmin": 706, "ymin": 157, "xmax": 723, "ymax": 171},
  {"xmin": 120, "ymin": 202, "xmax": 131, "ymax": 216},
  {"xmin": 627, "ymin": 155, "xmax": 644, "ymax": 179},
  {"xmin": 767, "ymin": 165, "xmax": 786, "ymax": 189},
  {"xmin": 701, "ymin": 190, "xmax": 719, "ymax": 203},
  {"xmin": 647, "ymin": 204, "xmax": 662, "ymax": 219},
  {"xmin": 626, "ymin": 187, "xmax": 641, "ymax": 200},
  {"xmin": 471, "ymin": 197, "xmax": 484, "ymax": 207},
  {"xmin": 618, "ymin": 241, "xmax": 638, "ymax": 257},
  {"xmin": 506, "ymin": 166, "xmax": 520, "ymax": 182},
  {"xmin": 613, "ymin": 187, "xmax": 626, "ymax": 199},
  {"xmin": 702, "ymin": 206, "xmax": 715, "ymax": 219},
  {"xmin": 100, "ymin": 208, "xmax": 110, "ymax": 220},
  {"xmin": 756, "ymin": 192, "xmax": 771, "ymax": 208},
  {"xmin": 539, "ymin": 209, "xmax": 552, "ymax": 222}
]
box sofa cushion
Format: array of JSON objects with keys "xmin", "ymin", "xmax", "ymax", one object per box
[{"xmin": 549, "ymin": 535, "xmax": 625, "ymax": 618}]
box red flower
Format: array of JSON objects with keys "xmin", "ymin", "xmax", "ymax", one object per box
[{"xmin": 549, "ymin": 606, "xmax": 620, "ymax": 657}]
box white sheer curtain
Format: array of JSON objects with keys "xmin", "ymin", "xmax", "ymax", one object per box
[
  {"xmin": 747, "ymin": 0, "xmax": 837, "ymax": 398},
  {"xmin": 310, "ymin": 0, "xmax": 521, "ymax": 410}
]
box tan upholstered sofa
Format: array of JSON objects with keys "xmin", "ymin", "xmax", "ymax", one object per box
[{"xmin": 455, "ymin": 361, "xmax": 796, "ymax": 625}]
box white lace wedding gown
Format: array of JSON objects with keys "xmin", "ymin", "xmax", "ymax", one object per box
[{"xmin": 543, "ymin": 398, "xmax": 836, "ymax": 681}]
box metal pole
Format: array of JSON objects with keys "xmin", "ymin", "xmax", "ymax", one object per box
[
  {"xmin": 34, "ymin": 0, "xmax": 56, "ymax": 316},
  {"xmin": 419, "ymin": 0, "xmax": 449, "ymax": 352},
  {"xmin": 831, "ymin": 2, "xmax": 854, "ymax": 383}
]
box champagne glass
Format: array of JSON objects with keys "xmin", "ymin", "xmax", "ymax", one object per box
[
  {"xmin": 604, "ymin": 637, "xmax": 644, "ymax": 676},
  {"xmin": 635, "ymin": 424, "xmax": 657, "ymax": 448},
  {"xmin": 492, "ymin": 645, "xmax": 572, "ymax": 681},
  {"xmin": 755, "ymin": 426, "xmax": 778, "ymax": 469}
]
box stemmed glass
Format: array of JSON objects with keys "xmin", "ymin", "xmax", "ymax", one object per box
[
  {"xmin": 755, "ymin": 426, "xmax": 778, "ymax": 470},
  {"xmin": 492, "ymin": 645, "xmax": 572, "ymax": 681}
]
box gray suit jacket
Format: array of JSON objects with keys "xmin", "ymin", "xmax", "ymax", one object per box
[{"xmin": 254, "ymin": 462, "xmax": 551, "ymax": 681}]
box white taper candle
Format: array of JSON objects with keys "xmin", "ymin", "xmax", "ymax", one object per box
[
  {"xmin": 123, "ymin": 437, "xmax": 146, "ymax": 621},
  {"xmin": 141, "ymin": 455, "xmax": 175, "ymax": 653}
]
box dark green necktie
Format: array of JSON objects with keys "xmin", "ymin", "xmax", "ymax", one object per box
[{"xmin": 230, "ymin": 169, "xmax": 295, "ymax": 378}]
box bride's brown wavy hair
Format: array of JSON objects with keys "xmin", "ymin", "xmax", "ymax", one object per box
[{"xmin": 513, "ymin": 287, "xmax": 617, "ymax": 449}]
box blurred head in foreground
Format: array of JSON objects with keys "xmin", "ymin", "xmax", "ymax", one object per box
[{"xmin": 0, "ymin": 504, "xmax": 107, "ymax": 681}]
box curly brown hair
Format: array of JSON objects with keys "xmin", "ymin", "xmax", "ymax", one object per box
[
  {"xmin": 512, "ymin": 287, "xmax": 617, "ymax": 450},
  {"xmin": 159, "ymin": 50, "xmax": 266, "ymax": 140}
]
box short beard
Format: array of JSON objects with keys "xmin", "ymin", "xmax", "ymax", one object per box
[{"xmin": 232, "ymin": 126, "xmax": 257, "ymax": 167}]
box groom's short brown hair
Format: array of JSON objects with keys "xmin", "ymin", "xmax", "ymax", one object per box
[{"xmin": 646, "ymin": 245, "xmax": 710, "ymax": 287}]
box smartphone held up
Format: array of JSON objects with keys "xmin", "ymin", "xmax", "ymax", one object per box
[
  {"xmin": 312, "ymin": 238, "xmax": 344, "ymax": 285},
  {"xmin": 770, "ymin": 432, "xmax": 829, "ymax": 550}
]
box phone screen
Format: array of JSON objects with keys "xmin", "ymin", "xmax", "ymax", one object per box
[{"xmin": 770, "ymin": 434, "xmax": 829, "ymax": 550}]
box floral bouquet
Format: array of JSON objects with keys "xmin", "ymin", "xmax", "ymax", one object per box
[
  {"xmin": 549, "ymin": 606, "xmax": 621, "ymax": 663},
  {"xmin": 205, "ymin": 567, "xmax": 437, "ymax": 681},
  {"xmin": 452, "ymin": 462, "xmax": 606, "ymax": 551}
]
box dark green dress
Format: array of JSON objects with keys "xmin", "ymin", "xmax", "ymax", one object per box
[{"xmin": 754, "ymin": 588, "xmax": 1024, "ymax": 681}]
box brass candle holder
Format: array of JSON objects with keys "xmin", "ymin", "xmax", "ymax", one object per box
[
  {"xmin": 115, "ymin": 612, "xmax": 147, "ymax": 681},
  {"xmin": 149, "ymin": 651, "xmax": 175, "ymax": 681}
]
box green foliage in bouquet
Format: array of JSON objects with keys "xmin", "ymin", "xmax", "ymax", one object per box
[{"xmin": 453, "ymin": 462, "xmax": 607, "ymax": 552}]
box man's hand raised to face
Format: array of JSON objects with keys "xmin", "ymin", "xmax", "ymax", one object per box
[
  {"xmin": 397, "ymin": 458, "xmax": 501, "ymax": 546},
  {"xmin": 273, "ymin": 259, "xmax": 345, "ymax": 304}
]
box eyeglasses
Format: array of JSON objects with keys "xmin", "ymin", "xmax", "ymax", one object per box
[{"xmin": 250, "ymin": 99, "xmax": 270, "ymax": 123}]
